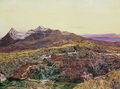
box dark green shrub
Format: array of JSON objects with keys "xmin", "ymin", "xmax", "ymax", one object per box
[
  {"xmin": 28, "ymin": 68, "xmax": 47, "ymax": 80},
  {"xmin": 50, "ymin": 75, "xmax": 70, "ymax": 82},
  {"xmin": 71, "ymin": 77, "xmax": 84, "ymax": 83},
  {"xmin": 0, "ymin": 79, "xmax": 26, "ymax": 88},
  {"xmin": 54, "ymin": 82, "xmax": 76, "ymax": 89},
  {"xmin": 57, "ymin": 49, "xmax": 66, "ymax": 53},
  {"xmin": 85, "ymin": 65, "xmax": 97, "ymax": 77},
  {"xmin": 73, "ymin": 45, "xmax": 81, "ymax": 51},
  {"xmin": 47, "ymin": 61, "xmax": 54, "ymax": 66}
]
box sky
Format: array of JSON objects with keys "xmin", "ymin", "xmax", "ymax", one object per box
[{"xmin": 0, "ymin": 0, "xmax": 120, "ymax": 37}]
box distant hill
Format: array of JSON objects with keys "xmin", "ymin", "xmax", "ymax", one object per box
[{"xmin": 81, "ymin": 34, "xmax": 120, "ymax": 42}]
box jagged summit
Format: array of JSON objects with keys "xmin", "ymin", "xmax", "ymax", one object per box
[
  {"xmin": 0, "ymin": 28, "xmax": 19, "ymax": 46},
  {"xmin": 0, "ymin": 28, "xmax": 29, "ymax": 46},
  {"xmin": 34, "ymin": 26, "xmax": 50, "ymax": 32},
  {"xmin": 0, "ymin": 26, "xmax": 54, "ymax": 46},
  {"xmin": 9, "ymin": 28, "xmax": 16, "ymax": 33},
  {"xmin": 8, "ymin": 28, "xmax": 26, "ymax": 40},
  {"xmin": 24, "ymin": 26, "xmax": 56, "ymax": 41},
  {"xmin": 0, "ymin": 26, "xmax": 55, "ymax": 42},
  {"xmin": 26, "ymin": 26, "xmax": 52, "ymax": 35}
]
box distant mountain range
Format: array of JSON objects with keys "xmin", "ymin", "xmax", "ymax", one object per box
[
  {"xmin": 0, "ymin": 26, "xmax": 69, "ymax": 46},
  {"xmin": 0, "ymin": 26, "xmax": 84, "ymax": 52},
  {"xmin": 81, "ymin": 34, "xmax": 120, "ymax": 42},
  {"xmin": 0, "ymin": 26, "xmax": 120, "ymax": 53}
]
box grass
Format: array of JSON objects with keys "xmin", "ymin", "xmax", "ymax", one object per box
[
  {"xmin": 22, "ymin": 40, "xmax": 39, "ymax": 45},
  {"xmin": 0, "ymin": 53, "xmax": 5, "ymax": 59},
  {"xmin": 73, "ymin": 70, "xmax": 120, "ymax": 89},
  {"xmin": 55, "ymin": 82, "xmax": 77, "ymax": 89},
  {"xmin": 0, "ymin": 49, "xmax": 36, "ymax": 63}
]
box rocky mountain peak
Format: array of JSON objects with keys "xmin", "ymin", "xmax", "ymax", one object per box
[
  {"xmin": 7, "ymin": 28, "xmax": 26, "ymax": 40},
  {"xmin": 9, "ymin": 28, "xmax": 18, "ymax": 35},
  {"xmin": 0, "ymin": 26, "xmax": 80, "ymax": 47},
  {"xmin": 9, "ymin": 27, "xmax": 16, "ymax": 32},
  {"xmin": 35, "ymin": 26, "xmax": 49, "ymax": 32}
]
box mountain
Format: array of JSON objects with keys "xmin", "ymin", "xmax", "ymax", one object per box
[
  {"xmin": 81, "ymin": 34, "xmax": 120, "ymax": 42},
  {"xmin": 0, "ymin": 28, "xmax": 27, "ymax": 46},
  {"xmin": 0, "ymin": 26, "xmax": 120, "ymax": 53},
  {"xmin": 0, "ymin": 26, "xmax": 84, "ymax": 52},
  {"xmin": 0, "ymin": 26, "xmax": 55, "ymax": 46},
  {"xmin": 24, "ymin": 26, "xmax": 57, "ymax": 41}
]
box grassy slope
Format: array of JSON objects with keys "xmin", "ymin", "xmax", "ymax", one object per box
[
  {"xmin": 0, "ymin": 39, "xmax": 120, "ymax": 89},
  {"xmin": 0, "ymin": 49, "xmax": 35, "ymax": 62},
  {"xmin": 74, "ymin": 70, "xmax": 120, "ymax": 89}
]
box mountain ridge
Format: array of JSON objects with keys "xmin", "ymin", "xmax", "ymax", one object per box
[
  {"xmin": 0, "ymin": 26, "xmax": 60, "ymax": 46},
  {"xmin": 0, "ymin": 26, "xmax": 84, "ymax": 52},
  {"xmin": 81, "ymin": 34, "xmax": 120, "ymax": 42}
]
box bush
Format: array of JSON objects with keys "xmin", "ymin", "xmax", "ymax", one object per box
[
  {"xmin": 71, "ymin": 77, "xmax": 84, "ymax": 83},
  {"xmin": 28, "ymin": 68, "xmax": 45, "ymax": 80},
  {"xmin": 57, "ymin": 49, "xmax": 66, "ymax": 53},
  {"xmin": 85, "ymin": 65, "xmax": 97, "ymax": 77},
  {"xmin": 0, "ymin": 79, "xmax": 26, "ymax": 88},
  {"xmin": 50, "ymin": 75, "xmax": 70, "ymax": 82},
  {"xmin": 47, "ymin": 61, "xmax": 54, "ymax": 66},
  {"xmin": 54, "ymin": 82, "xmax": 76, "ymax": 89},
  {"xmin": 73, "ymin": 45, "xmax": 81, "ymax": 51}
]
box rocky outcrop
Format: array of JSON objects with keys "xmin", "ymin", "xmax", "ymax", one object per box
[{"xmin": 0, "ymin": 73, "xmax": 6, "ymax": 82}]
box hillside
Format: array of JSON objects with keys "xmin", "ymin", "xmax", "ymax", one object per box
[
  {"xmin": 0, "ymin": 26, "xmax": 120, "ymax": 89},
  {"xmin": 74, "ymin": 70, "xmax": 120, "ymax": 89}
]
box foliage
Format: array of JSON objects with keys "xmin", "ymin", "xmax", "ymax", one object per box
[
  {"xmin": 56, "ymin": 49, "xmax": 66, "ymax": 53},
  {"xmin": 71, "ymin": 78, "xmax": 84, "ymax": 83},
  {"xmin": 47, "ymin": 61, "xmax": 54, "ymax": 66},
  {"xmin": 54, "ymin": 82, "xmax": 76, "ymax": 89},
  {"xmin": 50, "ymin": 75, "xmax": 70, "ymax": 82},
  {"xmin": 0, "ymin": 78, "xmax": 26, "ymax": 89},
  {"xmin": 85, "ymin": 65, "xmax": 97, "ymax": 77},
  {"xmin": 73, "ymin": 70, "xmax": 120, "ymax": 89},
  {"xmin": 28, "ymin": 68, "xmax": 45, "ymax": 80},
  {"xmin": 28, "ymin": 67, "xmax": 61, "ymax": 80},
  {"xmin": 73, "ymin": 45, "xmax": 81, "ymax": 51}
]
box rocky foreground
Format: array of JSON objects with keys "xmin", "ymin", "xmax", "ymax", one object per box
[{"xmin": 0, "ymin": 43, "xmax": 120, "ymax": 89}]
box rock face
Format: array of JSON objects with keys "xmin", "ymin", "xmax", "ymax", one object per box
[
  {"xmin": 24, "ymin": 27, "xmax": 55, "ymax": 41},
  {"xmin": 8, "ymin": 28, "xmax": 27, "ymax": 40},
  {"xmin": 0, "ymin": 28, "xmax": 27, "ymax": 46}
]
